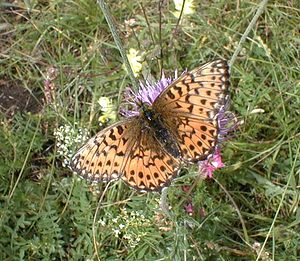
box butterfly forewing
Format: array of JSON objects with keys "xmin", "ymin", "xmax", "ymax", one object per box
[
  {"xmin": 70, "ymin": 120, "xmax": 136, "ymax": 182},
  {"xmin": 153, "ymin": 60, "xmax": 230, "ymax": 162}
]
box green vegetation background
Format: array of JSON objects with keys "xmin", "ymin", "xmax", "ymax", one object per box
[{"xmin": 1, "ymin": 0, "xmax": 299, "ymax": 260}]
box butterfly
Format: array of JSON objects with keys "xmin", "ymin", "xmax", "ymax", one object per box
[{"xmin": 70, "ymin": 60, "xmax": 230, "ymax": 192}]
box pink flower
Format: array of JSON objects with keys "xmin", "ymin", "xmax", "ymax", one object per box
[
  {"xmin": 184, "ymin": 203, "xmax": 194, "ymax": 215},
  {"xmin": 181, "ymin": 185, "xmax": 191, "ymax": 193},
  {"xmin": 198, "ymin": 149, "xmax": 224, "ymax": 178}
]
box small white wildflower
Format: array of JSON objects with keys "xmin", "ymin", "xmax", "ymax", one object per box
[
  {"xmin": 62, "ymin": 159, "xmax": 69, "ymax": 167},
  {"xmin": 119, "ymin": 224, "xmax": 125, "ymax": 229},
  {"xmin": 54, "ymin": 124, "xmax": 89, "ymax": 167},
  {"xmin": 98, "ymin": 219, "xmax": 106, "ymax": 226},
  {"xmin": 104, "ymin": 208, "xmax": 152, "ymax": 249},
  {"xmin": 113, "ymin": 229, "xmax": 120, "ymax": 237},
  {"xmin": 123, "ymin": 235, "xmax": 130, "ymax": 239}
]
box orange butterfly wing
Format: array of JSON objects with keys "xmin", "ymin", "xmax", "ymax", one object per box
[
  {"xmin": 70, "ymin": 118, "xmax": 180, "ymax": 192},
  {"xmin": 153, "ymin": 60, "xmax": 229, "ymax": 162}
]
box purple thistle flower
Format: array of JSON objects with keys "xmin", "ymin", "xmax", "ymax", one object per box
[
  {"xmin": 120, "ymin": 71, "xmax": 179, "ymax": 117},
  {"xmin": 217, "ymin": 99, "xmax": 240, "ymax": 143}
]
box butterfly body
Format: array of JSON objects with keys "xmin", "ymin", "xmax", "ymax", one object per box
[
  {"xmin": 70, "ymin": 60, "xmax": 230, "ymax": 192},
  {"xmin": 140, "ymin": 104, "xmax": 181, "ymax": 159}
]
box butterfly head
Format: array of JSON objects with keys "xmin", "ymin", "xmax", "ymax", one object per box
[{"xmin": 139, "ymin": 102, "xmax": 156, "ymax": 122}]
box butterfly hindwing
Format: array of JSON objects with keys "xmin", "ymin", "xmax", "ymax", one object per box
[
  {"xmin": 121, "ymin": 127, "xmax": 180, "ymax": 192},
  {"xmin": 175, "ymin": 116, "xmax": 219, "ymax": 162}
]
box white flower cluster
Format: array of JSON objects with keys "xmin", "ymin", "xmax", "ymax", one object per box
[
  {"xmin": 99, "ymin": 208, "xmax": 151, "ymax": 248},
  {"xmin": 53, "ymin": 124, "xmax": 89, "ymax": 167}
]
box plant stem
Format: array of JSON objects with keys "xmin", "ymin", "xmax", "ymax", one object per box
[
  {"xmin": 97, "ymin": 0, "xmax": 139, "ymax": 91},
  {"xmin": 229, "ymin": 0, "xmax": 269, "ymax": 68}
]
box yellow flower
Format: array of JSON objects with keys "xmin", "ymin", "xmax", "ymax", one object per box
[
  {"xmin": 98, "ymin": 115, "xmax": 108, "ymax": 125},
  {"xmin": 172, "ymin": 0, "xmax": 195, "ymax": 18},
  {"xmin": 97, "ymin": 97, "xmax": 117, "ymax": 125},
  {"xmin": 123, "ymin": 48, "xmax": 143, "ymax": 77}
]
